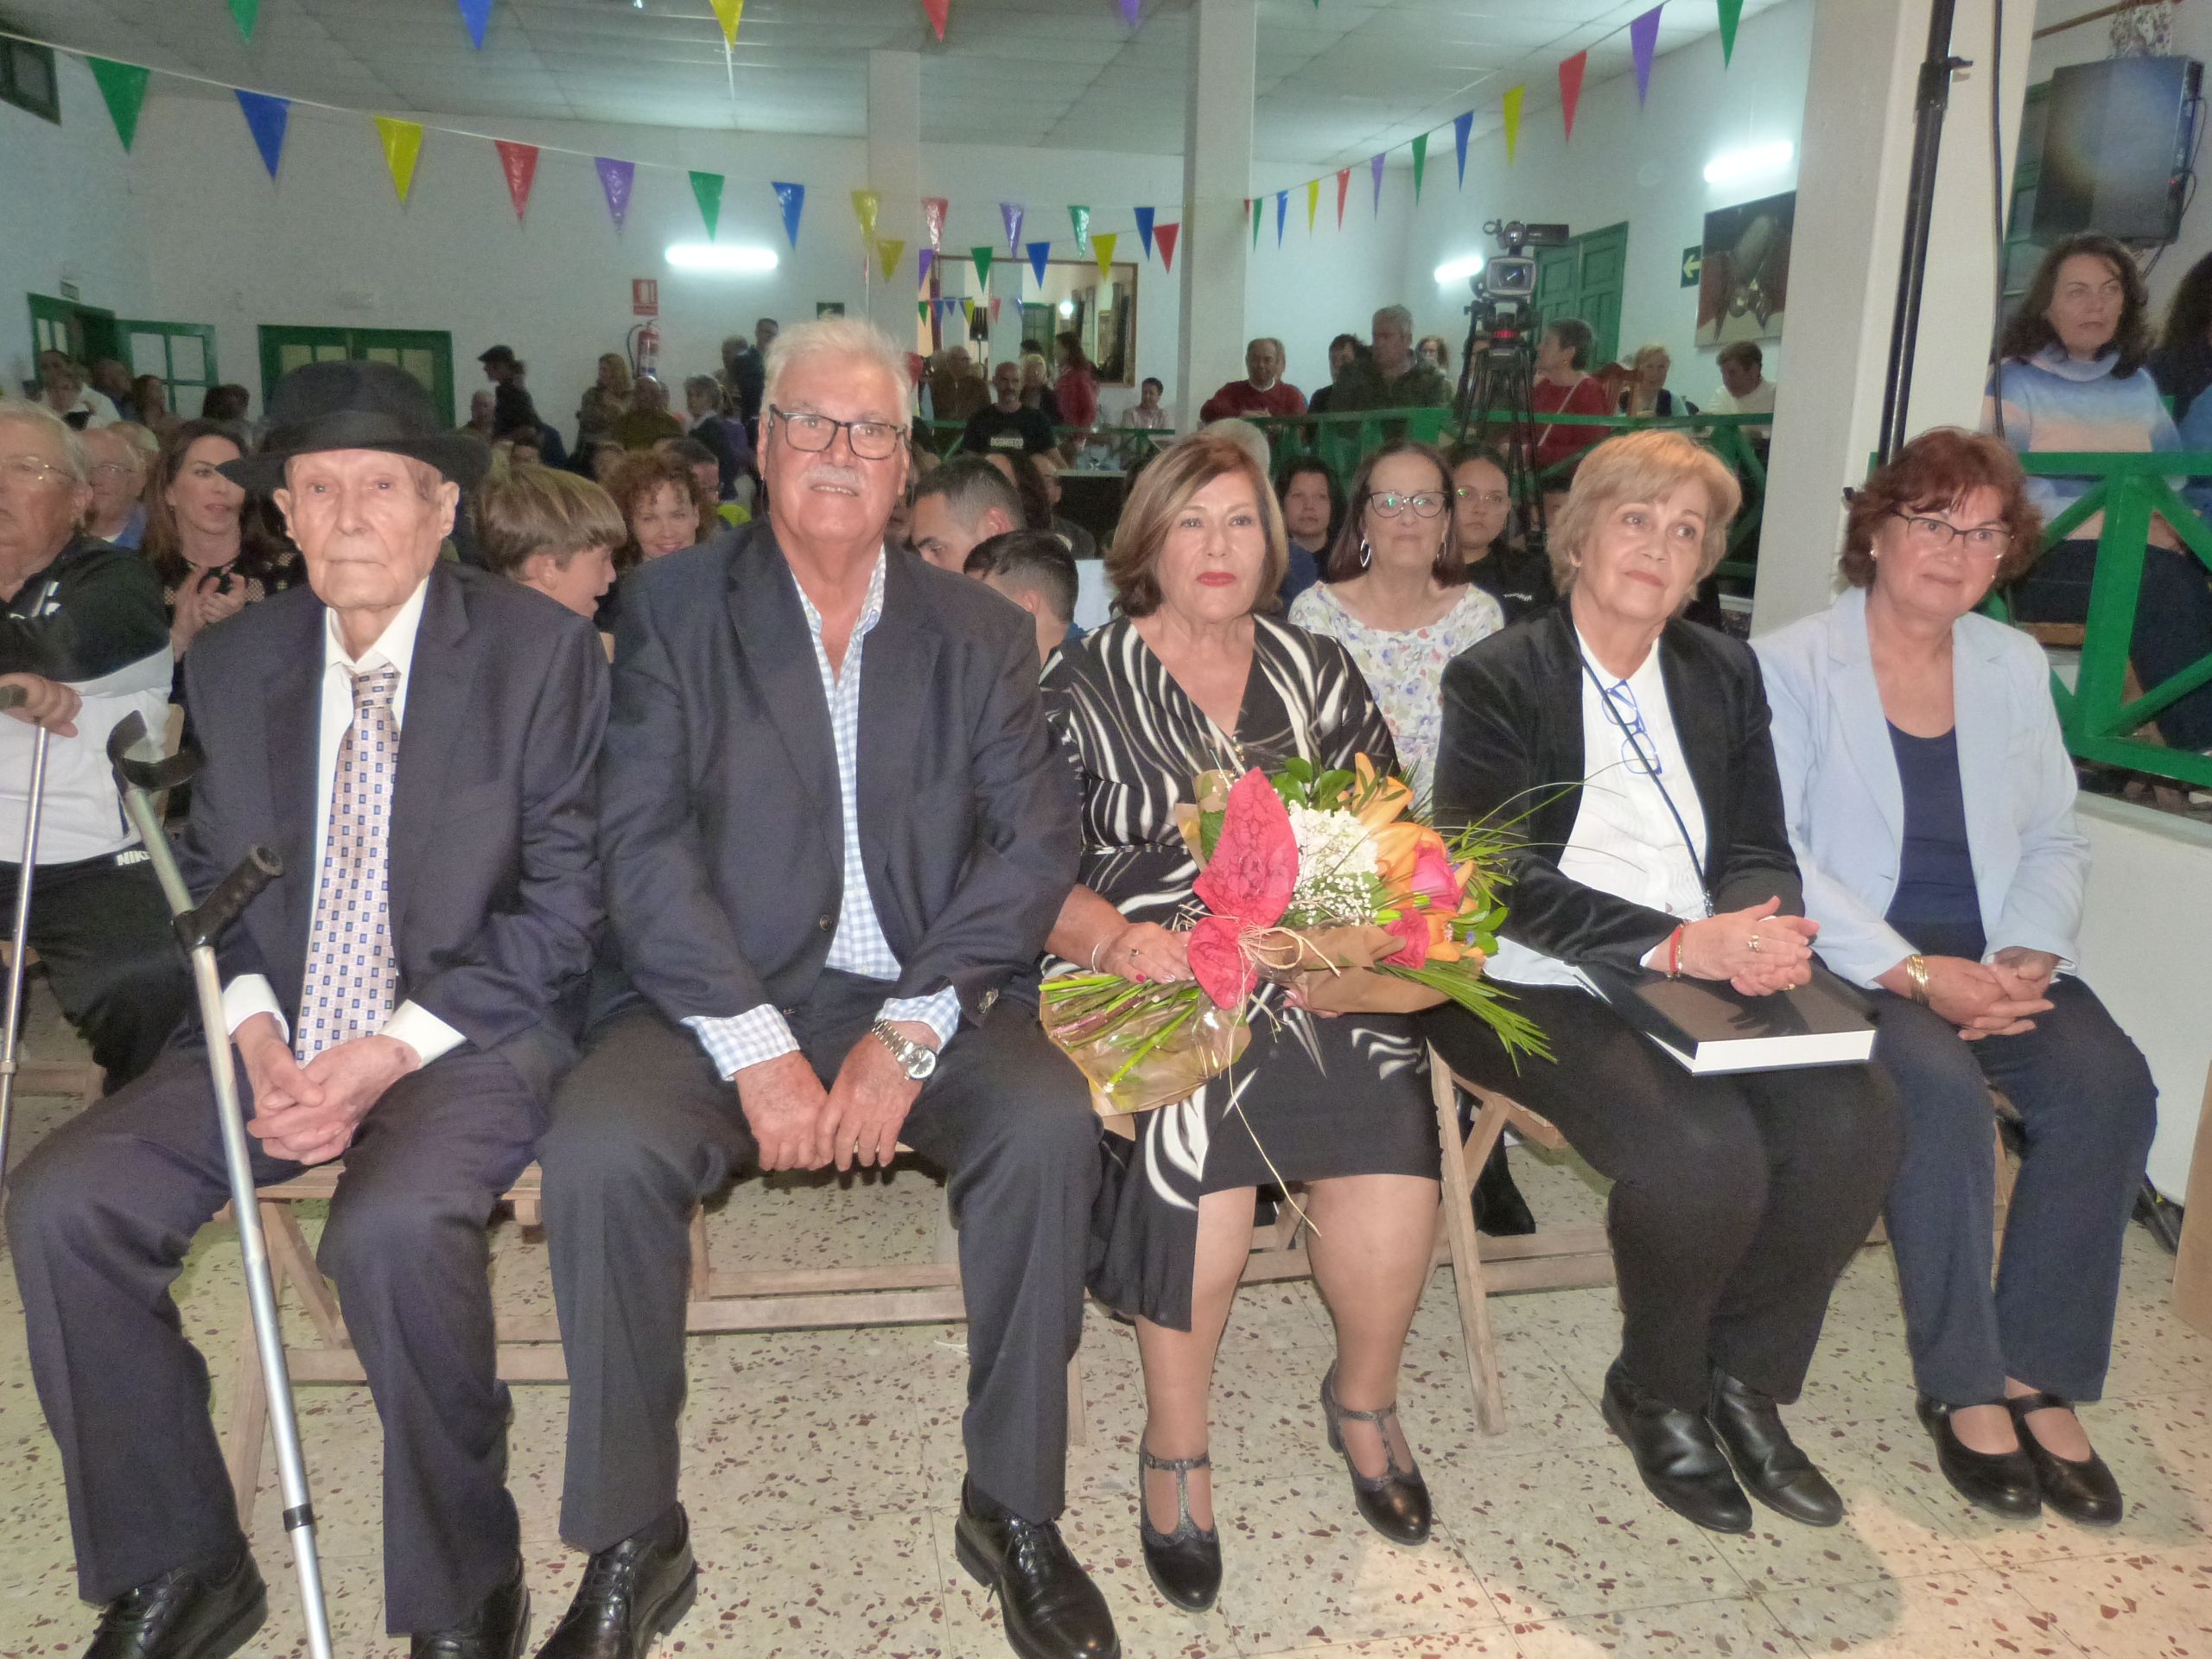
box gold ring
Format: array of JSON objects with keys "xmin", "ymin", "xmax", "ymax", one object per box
[{"xmin": 1748, "ymin": 932, "xmax": 1763, "ymax": 953}]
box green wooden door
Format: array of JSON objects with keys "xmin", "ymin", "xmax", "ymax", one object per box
[
  {"xmin": 118, "ymin": 320, "xmax": 219, "ymax": 413},
  {"xmin": 26, "ymin": 294, "xmax": 118, "ymax": 372},
  {"xmin": 1529, "ymin": 224, "xmax": 1629, "ymax": 367},
  {"xmin": 259, "ymin": 326, "xmax": 455, "ymax": 425}
]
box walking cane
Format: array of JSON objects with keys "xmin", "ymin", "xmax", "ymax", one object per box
[
  {"xmin": 105, "ymin": 711, "xmax": 334, "ymax": 1659},
  {"xmin": 0, "ymin": 683, "xmax": 45, "ymax": 1202}
]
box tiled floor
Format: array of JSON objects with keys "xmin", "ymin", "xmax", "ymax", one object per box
[{"xmin": 1, "ymin": 986, "xmax": 2209, "ymax": 1657}]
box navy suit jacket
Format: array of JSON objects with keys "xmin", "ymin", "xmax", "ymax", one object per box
[
  {"xmin": 177, "ymin": 562, "xmax": 609, "ymax": 1101},
  {"xmin": 598, "ymin": 521, "xmax": 1078, "ymax": 1032}
]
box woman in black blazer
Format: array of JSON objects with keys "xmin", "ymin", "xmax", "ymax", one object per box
[{"xmin": 1426, "ymin": 429, "xmax": 1902, "ymax": 1537}]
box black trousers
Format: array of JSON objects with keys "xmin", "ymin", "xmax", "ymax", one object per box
[
  {"xmin": 0, "ymin": 852, "xmax": 191, "ymax": 1091},
  {"xmin": 1872, "ymin": 979, "xmax": 2157, "ymax": 1406},
  {"xmin": 538, "ymin": 976, "xmax": 1100, "ymax": 1549},
  {"xmin": 4, "ymin": 1044, "xmax": 543, "ymax": 1634},
  {"xmin": 1426, "ymin": 986, "xmax": 1903, "ymax": 1412}
]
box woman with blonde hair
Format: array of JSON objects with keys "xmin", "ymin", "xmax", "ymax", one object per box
[
  {"xmin": 1619, "ymin": 342, "xmax": 1691, "ymax": 417},
  {"xmin": 575, "ymin": 350, "xmax": 633, "ymax": 452},
  {"xmin": 1043, "ymin": 432, "xmax": 1444, "ymax": 1613}
]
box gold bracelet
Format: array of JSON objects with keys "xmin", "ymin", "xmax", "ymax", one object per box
[{"xmin": 1905, "ymin": 954, "xmax": 1931, "ymax": 1005}]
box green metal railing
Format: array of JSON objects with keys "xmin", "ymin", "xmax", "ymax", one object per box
[{"xmin": 1991, "ymin": 453, "xmax": 2212, "ymax": 791}]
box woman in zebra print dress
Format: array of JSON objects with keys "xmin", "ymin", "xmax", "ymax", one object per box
[{"xmin": 1042, "ymin": 433, "xmax": 1443, "ymax": 1614}]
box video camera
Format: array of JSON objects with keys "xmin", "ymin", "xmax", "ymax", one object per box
[{"xmin": 1471, "ymin": 219, "xmax": 1570, "ymax": 354}]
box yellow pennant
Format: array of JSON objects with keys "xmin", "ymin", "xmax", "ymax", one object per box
[
  {"xmin": 709, "ymin": 0, "xmax": 743, "ymax": 44},
  {"xmin": 1306, "ymin": 177, "xmax": 1319, "ymax": 232},
  {"xmin": 374, "ymin": 116, "xmax": 424, "ymax": 202},
  {"xmin": 875, "ymin": 238, "xmax": 905, "ymax": 281},
  {"xmin": 1093, "ymin": 231, "xmax": 1118, "ymax": 281},
  {"xmin": 1503, "ymin": 85, "xmax": 1525, "ymax": 166},
  {"xmin": 851, "ymin": 189, "xmax": 881, "ymax": 241}
]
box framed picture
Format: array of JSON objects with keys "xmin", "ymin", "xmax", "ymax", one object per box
[
  {"xmin": 1696, "ymin": 191, "xmax": 1793, "ymax": 346},
  {"xmin": 816, "ymin": 302, "xmax": 847, "ymax": 318}
]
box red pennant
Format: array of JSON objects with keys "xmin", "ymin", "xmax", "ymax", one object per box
[
  {"xmin": 1334, "ymin": 168, "xmax": 1351, "ymax": 226},
  {"xmin": 494, "ymin": 140, "xmax": 539, "ymax": 222},
  {"xmin": 1155, "ymin": 221, "xmax": 1179, "ymax": 272},
  {"xmin": 1558, "ymin": 51, "xmax": 1588, "ymax": 143},
  {"xmin": 921, "ymin": 0, "xmax": 948, "ymax": 41}
]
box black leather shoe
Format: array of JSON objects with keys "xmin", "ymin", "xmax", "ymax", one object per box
[
  {"xmin": 953, "ymin": 1482, "xmax": 1120, "ymax": 1659},
  {"xmin": 2008, "ymin": 1391, "xmax": 2124, "ymax": 1528},
  {"xmin": 1471, "ymin": 1141, "xmax": 1537, "ymax": 1237},
  {"xmin": 1136, "ymin": 1444, "xmax": 1221, "ymax": 1612},
  {"xmin": 413, "ymin": 1558, "xmax": 531, "ymax": 1659},
  {"xmin": 1319, "ymin": 1365, "xmax": 1432, "ymax": 1545},
  {"xmin": 1705, "ymin": 1370, "xmax": 1843, "ymax": 1528},
  {"xmin": 535, "ymin": 1508, "xmax": 697, "ymax": 1659},
  {"xmin": 1599, "ymin": 1361, "xmax": 1752, "ymax": 1534},
  {"xmin": 86, "ymin": 1551, "xmax": 265, "ymax": 1659},
  {"xmin": 1915, "ymin": 1395, "xmax": 2041, "ymax": 1519}
]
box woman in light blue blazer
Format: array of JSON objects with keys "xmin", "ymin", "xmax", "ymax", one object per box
[{"xmin": 1757, "ymin": 429, "xmax": 2156, "ymax": 1529}]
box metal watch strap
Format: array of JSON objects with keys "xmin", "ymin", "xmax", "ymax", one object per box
[{"xmin": 870, "ymin": 1018, "xmax": 936, "ymax": 1079}]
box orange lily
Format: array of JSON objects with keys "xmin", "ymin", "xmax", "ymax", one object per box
[
  {"xmin": 1425, "ymin": 911, "xmax": 1464, "ymax": 963},
  {"xmin": 1371, "ymin": 820, "xmax": 1425, "ymax": 889},
  {"xmin": 1352, "ymin": 753, "xmax": 1414, "ymax": 832}
]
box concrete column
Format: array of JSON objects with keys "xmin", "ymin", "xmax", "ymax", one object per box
[
  {"xmin": 1177, "ymin": 0, "xmax": 1256, "ymax": 429},
  {"xmin": 865, "ymin": 49, "xmax": 922, "ymax": 349},
  {"xmin": 1751, "ymin": 0, "xmax": 2037, "ymax": 634}
]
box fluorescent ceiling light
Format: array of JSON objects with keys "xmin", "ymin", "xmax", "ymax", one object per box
[
  {"xmin": 1703, "ymin": 142, "xmax": 1795, "ymax": 187},
  {"xmin": 664, "ymin": 243, "xmax": 779, "ymax": 274},
  {"xmin": 1433, "ymin": 254, "xmax": 1485, "ymax": 286}
]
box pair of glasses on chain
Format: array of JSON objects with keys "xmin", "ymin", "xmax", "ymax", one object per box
[
  {"xmin": 1366, "ymin": 491, "xmax": 1447, "ymax": 519},
  {"xmin": 768, "ymin": 404, "xmax": 904, "ymax": 461},
  {"xmin": 1600, "ymin": 678, "xmax": 1665, "ymax": 779}
]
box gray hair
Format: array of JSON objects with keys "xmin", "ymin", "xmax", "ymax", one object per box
[
  {"xmin": 0, "ymin": 398, "xmax": 90, "ymax": 483},
  {"xmin": 1372, "ymin": 304, "xmax": 1414, "ymax": 335},
  {"xmin": 764, "ymin": 316, "xmax": 912, "ymax": 415},
  {"xmin": 1196, "ymin": 417, "xmax": 1272, "ymax": 476}
]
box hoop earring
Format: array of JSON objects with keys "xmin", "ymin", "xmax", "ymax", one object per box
[{"xmin": 1357, "ymin": 537, "xmax": 1373, "ymax": 570}]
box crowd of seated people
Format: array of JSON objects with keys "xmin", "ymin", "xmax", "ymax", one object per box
[{"xmin": 0, "ymin": 279, "xmax": 2180, "ymax": 1659}]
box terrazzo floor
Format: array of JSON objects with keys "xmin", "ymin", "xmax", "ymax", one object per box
[{"xmin": 0, "ymin": 983, "xmax": 2209, "ymax": 1658}]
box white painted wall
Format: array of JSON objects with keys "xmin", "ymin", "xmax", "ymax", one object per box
[
  {"xmin": 1248, "ymin": 161, "xmax": 1416, "ymax": 404},
  {"xmin": 1393, "ymin": 0, "xmax": 1814, "ymax": 402},
  {"xmin": 0, "ymin": 54, "xmax": 155, "ymax": 394}
]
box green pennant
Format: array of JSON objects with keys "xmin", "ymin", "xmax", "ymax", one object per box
[
  {"xmin": 1250, "ymin": 196, "xmax": 1261, "ymax": 248},
  {"xmin": 918, "ymin": 300, "xmax": 930, "ymax": 321},
  {"xmin": 971, "ymin": 245, "xmax": 994, "ymax": 288},
  {"xmin": 1717, "ymin": 0, "xmax": 1743, "ymax": 64},
  {"xmin": 229, "ymin": 0, "xmax": 260, "ymax": 40},
  {"xmin": 86, "ymin": 58, "xmax": 150, "ymax": 151},
  {"xmin": 690, "ymin": 170, "xmax": 725, "ymax": 238},
  {"xmin": 1411, "ymin": 132, "xmax": 1427, "ymax": 200}
]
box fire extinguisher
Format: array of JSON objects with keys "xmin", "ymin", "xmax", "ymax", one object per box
[{"xmin": 628, "ymin": 319, "xmax": 660, "ymax": 381}]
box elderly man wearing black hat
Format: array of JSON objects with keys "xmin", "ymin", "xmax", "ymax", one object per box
[
  {"xmin": 5, "ymin": 360, "xmax": 609, "ymax": 1659},
  {"xmin": 479, "ymin": 344, "xmax": 543, "ymax": 442}
]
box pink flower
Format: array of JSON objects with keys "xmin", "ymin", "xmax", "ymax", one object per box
[
  {"xmin": 1383, "ymin": 912, "xmax": 1431, "ymax": 969},
  {"xmin": 1187, "ymin": 914, "xmax": 1259, "ymax": 1008},
  {"xmin": 1408, "ymin": 837, "xmax": 1465, "ymax": 913},
  {"xmin": 1193, "ymin": 770, "xmax": 1297, "ymax": 928}
]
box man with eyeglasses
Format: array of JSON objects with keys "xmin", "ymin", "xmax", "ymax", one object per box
[
  {"xmin": 81, "ymin": 423, "xmax": 151, "ymax": 549},
  {"xmin": 536, "ymin": 319, "xmax": 1117, "ymax": 1659},
  {"xmin": 0, "ymin": 399, "xmax": 188, "ymax": 1091}
]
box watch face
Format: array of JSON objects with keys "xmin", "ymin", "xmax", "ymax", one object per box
[{"xmin": 908, "ymin": 1046, "xmax": 938, "ymax": 1080}]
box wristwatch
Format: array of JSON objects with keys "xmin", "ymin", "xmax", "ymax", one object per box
[{"xmin": 870, "ymin": 1019, "xmax": 938, "ymax": 1081}]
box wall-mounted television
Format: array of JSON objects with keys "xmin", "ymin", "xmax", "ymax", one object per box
[{"xmin": 2032, "ymin": 54, "xmax": 2202, "ymax": 245}]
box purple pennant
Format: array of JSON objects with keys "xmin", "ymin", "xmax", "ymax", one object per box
[
  {"xmin": 1454, "ymin": 111, "xmax": 1473, "ymax": 186},
  {"xmin": 1119, "ymin": 0, "xmax": 1141, "ymax": 23},
  {"xmin": 1630, "ymin": 4, "xmax": 1663, "ymax": 105},
  {"xmin": 235, "ymin": 90, "xmax": 290, "ymax": 179},
  {"xmin": 1001, "ymin": 201, "xmax": 1024, "ymax": 257},
  {"xmin": 1370, "ymin": 152, "xmax": 1385, "ymax": 213},
  {"xmin": 1134, "ymin": 206, "xmax": 1155, "ymax": 258},
  {"xmin": 595, "ymin": 156, "xmax": 636, "ymax": 232},
  {"xmin": 1027, "ymin": 240, "xmax": 1051, "ymax": 284},
  {"xmin": 773, "ymin": 181, "xmax": 805, "ymax": 247},
  {"xmin": 456, "ymin": 0, "xmax": 493, "ymax": 48},
  {"xmin": 918, "ymin": 246, "xmax": 935, "ymax": 288}
]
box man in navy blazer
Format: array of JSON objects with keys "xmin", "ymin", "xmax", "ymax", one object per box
[
  {"xmin": 535, "ymin": 320, "xmax": 1116, "ymax": 1659},
  {"xmin": 6, "ymin": 361, "xmax": 607, "ymax": 1659}
]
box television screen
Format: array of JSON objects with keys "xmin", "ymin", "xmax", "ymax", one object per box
[{"xmin": 2032, "ymin": 55, "xmax": 2201, "ymax": 245}]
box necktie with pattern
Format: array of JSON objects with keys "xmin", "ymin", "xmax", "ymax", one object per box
[{"xmin": 294, "ymin": 664, "xmax": 401, "ymax": 1062}]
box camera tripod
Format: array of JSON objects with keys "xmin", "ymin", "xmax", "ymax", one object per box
[{"xmin": 1452, "ymin": 312, "xmax": 1549, "ymax": 555}]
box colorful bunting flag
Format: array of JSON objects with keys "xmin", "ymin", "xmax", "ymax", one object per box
[
  {"xmin": 990, "ymin": 296, "xmax": 1002, "ymax": 322},
  {"xmin": 922, "ymin": 0, "xmax": 950, "ymax": 41},
  {"xmin": 877, "ymin": 238, "xmax": 905, "ymax": 280},
  {"xmin": 1335, "ymin": 168, "xmax": 1350, "ymax": 226},
  {"xmin": 1134, "ymin": 206, "xmax": 1156, "ymax": 257},
  {"xmin": 1001, "ymin": 202, "xmax": 1024, "ymax": 256},
  {"xmin": 1249, "ymin": 196, "xmax": 1261, "ymax": 248},
  {"xmin": 1502, "ymin": 86, "xmax": 1523, "ymax": 165},
  {"xmin": 456, "ymin": 0, "xmax": 493, "ymax": 49},
  {"xmin": 234, "ymin": 91, "xmax": 290, "ymax": 180},
  {"xmin": 1068, "ymin": 205, "xmax": 1091, "ymax": 254},
  {"xmin": 710, "ymin": 0, "xmax": 744, "ymax": 44},
  {"xmin": 851, "ymin": 189, "xmax": 880, "ymax": 242},
  {"xmin": 595, "ymin": 156, "xmax": 636, "ymax": 232},
  {"xmin": 961, "ymin": 297, "xmax": 975, "ymax": 322},
  {"xmin": 1717, "ymin": 0, "xmax": 1742, "ymax": 63},
  {"xmin": 774, "ymin": 181, "xmax": 805, "ymax": 246},
  {"xmin": 1370, "ymin": 152, "xmax": 1385, "ymax": 213},
  {"xmin": 971, "ymin": 245, "xmax": 994, "ymax": 288},
  {"xmin": 494, "ymin": 140, "xmax": 538, "ymax": 220},
  {"xmin": 374, "ymin": 116, "xmax": 425, "ymax": 203},
  {"xmin": 230, "ymin": 0, "xmax": 260, "ymax": 41},
  {"xmin": 918, "ymin": 300, "xmax": 930, "ymax": 322},
  {"xmin": 1453, "ymin": 111, "xmax": 1473, "ymax": 187},
  {"xmin": 1410, "ymin": 133, "xmax": 1427, "ymax": 200},
  {"xmin": 1155, "ymin": 221, "xmax": 1179, "ymax": 273},
  {"xmin": 1118, "ymin": 0, "xmax": 1140, "ymax": 23},
  {"xmin": 86, "ymin": 59, "xmax": 149, "ymax": 151},
  {"xmin": 1630, "ymin": 5, "xmax": 1663, "ymax": 106},
  {"xmin": 1559, "ymin": 52, "xmax": 1587, "ymax": 141},
  {"xmin": 922, "ymin": 196, "xmax": 949, "ymax": 249},
  {"xmin": 1305, "ymin": 178, "xmax": 1319, "ymax": 231},
  {"xmin": 918, "ymin": 246, "xmax": 935, "ymax": 287},
  {"xmin": 1027, "ymin": 241, "xmax": 1051, "ymax": 284},
  {"xmin": 1274, "ymin": 190, "xmax": 1287, "ymax": 245},
  {"xmin": 690, "ymin": 170, "xmax": 725, "ymax": 238},
  {"xmin": 1093, "ymin": 232, "xmax": 1117, "ymax": 281}
]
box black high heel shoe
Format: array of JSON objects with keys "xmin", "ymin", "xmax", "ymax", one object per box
[
  {"xmin": 1319, "ymin": 1364, "xmax": 1432, "ymax": 1545},
  {"xmin": 1915, "ymin": 1395, "xmax": 2041, "ymax": 1518},
  {"xmin": 2007, "ymin": 1391, "xmax": 2123, "ymax": 1527},
  {"xmin": 1137, "ymin": 1443, "xmax": 1221, "ymax": 1612}
]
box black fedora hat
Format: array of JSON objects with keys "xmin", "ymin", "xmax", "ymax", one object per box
[{"xmin": 221, "ymin": 359, "xmax": 490, "ymax": 493}]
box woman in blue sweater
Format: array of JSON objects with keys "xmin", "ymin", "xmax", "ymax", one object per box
[{"xmin": 1983, "ymin": 232, "xmax": 2212, "ymax": 750}]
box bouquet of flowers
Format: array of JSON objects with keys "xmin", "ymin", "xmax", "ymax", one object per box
[{"xmin": 1044, "ymin": 753, "xmax": 1549, "ymax": 1116}]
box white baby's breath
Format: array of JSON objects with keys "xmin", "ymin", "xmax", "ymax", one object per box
[{"xmin": 1287, "ymin": 802, "xmax": 1379, "ymax": 923}]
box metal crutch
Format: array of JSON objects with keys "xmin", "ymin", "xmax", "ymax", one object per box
[
  {"xmin": 105, "ymin": 711, "xmax": 334, "ymax": 1659},
  {"xmin": 0, "ymin": 681, "xmax": 47, "ymax": 1200}
]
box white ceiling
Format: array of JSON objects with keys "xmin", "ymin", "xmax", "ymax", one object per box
[{"xmin": 0, "ymin": 0, "xmax": 1789, "ymax": 167}]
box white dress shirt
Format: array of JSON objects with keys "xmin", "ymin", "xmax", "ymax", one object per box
[
  {"xmin": 1488, "ymin": 627, "xmax": 1710, "ymax": 991},
  {"xmin": 220, "ymin": 577, "xmax": 465, "ymax": 1064}
]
